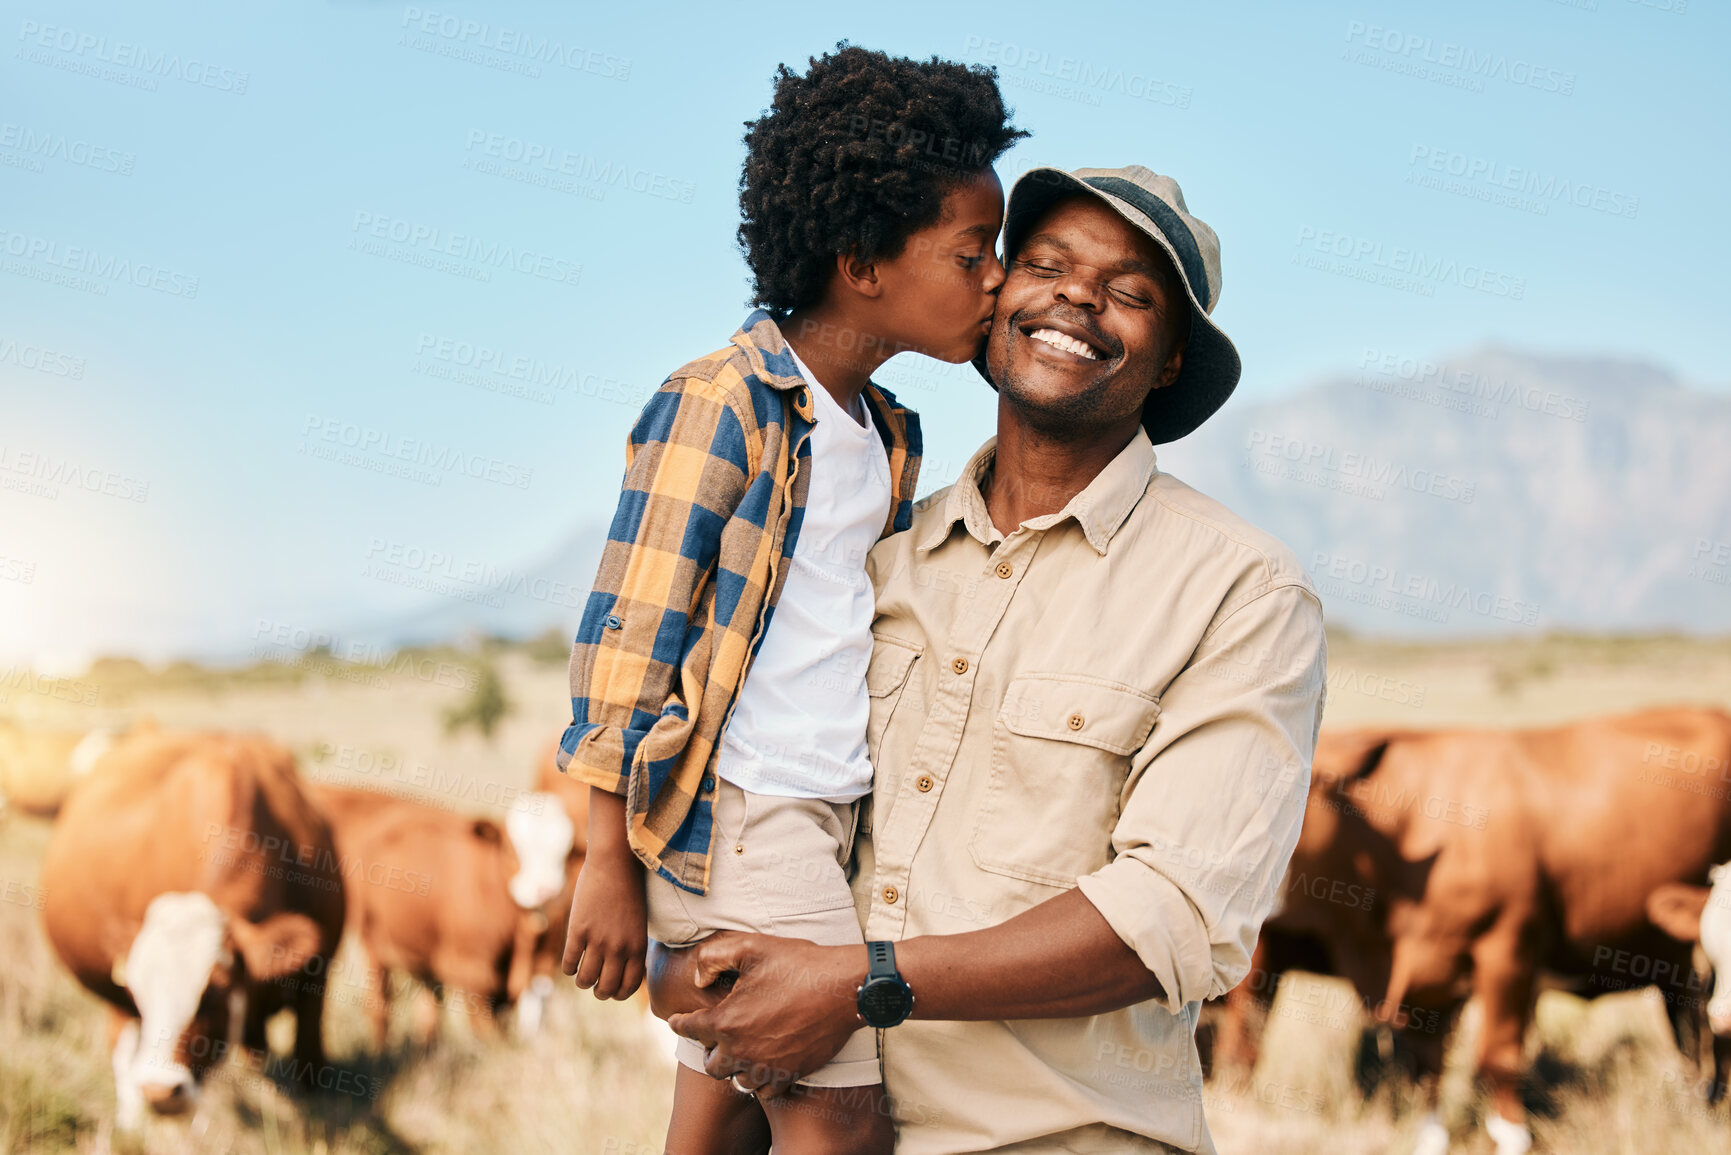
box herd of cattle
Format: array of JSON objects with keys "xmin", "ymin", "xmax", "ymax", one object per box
[
  {"xmin": 4, "ymin": 706, "xmax": 1731, "ymax": 1153},
  {"xmin": 1206, "ymin": 706, "xmax": 1731, "ymax": 1155},
  {"xmin": 7, "ymin": 726, "xmax": 610, "ymax": 1131}
]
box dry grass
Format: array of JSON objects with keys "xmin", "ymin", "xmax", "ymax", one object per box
[
  {"xmin": 0, "ymin": 810, "xmax": 675, "ymax": 1155},
  {"xmin": 1204, "ymin": 975, "xmax": 1730, "ymax": 1153},
  {"xmin": 3, "ymin": 635, "xmax": 1730, "ymax": 1152}
]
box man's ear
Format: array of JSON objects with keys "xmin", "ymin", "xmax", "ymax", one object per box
[
  {"xmin": 1154, "ymin": 347, "xmax": 1185, "ymax": 391},
  {"xmin": 230, "ymin": 912, "xmax": 324, "ymax": 982},
  {"xmin": 834, "ymin": 251, "xmax": 883, "ymax": 299}
]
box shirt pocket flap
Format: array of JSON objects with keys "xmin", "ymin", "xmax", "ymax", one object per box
[
  {"xmin": 866, "ymin": 635, "xmax": 923, "ymax": 697},
  {"xmin": 1000, "ymin": 674, "xmax": 1160, "ymax": 756}
]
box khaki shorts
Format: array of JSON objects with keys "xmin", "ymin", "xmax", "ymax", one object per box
[
  {"xmin": 646, "ymin": 776, "xmax": 879, "ymax": 1088},
  {"xmin": 647, "ymin": 775, "xmax": 879, "ymax": 1094}
]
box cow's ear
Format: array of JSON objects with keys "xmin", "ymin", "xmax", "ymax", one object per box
[
  {"xmin": 472, "ymin": 819, "xmax": 503, "ymax": 845},
  {"xmin": 1313, "ymin": 732, "xmax": 1393, "ymax": 787},
  {"xmin": 231, "ymin": 912, "xmax": 324, "ymax": 982},
  {"xmin": 1647, "ymin": 883, "xmax": 1710, "ymax": 943}
]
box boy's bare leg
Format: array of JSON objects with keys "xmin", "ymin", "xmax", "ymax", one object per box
[
  {"xmin": 761, "ymin": 1083, "xmax": 894, "ymax": 1155},
  {"xmin": 665, "ymin": 1065, "xmax": 770, "ymax": 1155}
]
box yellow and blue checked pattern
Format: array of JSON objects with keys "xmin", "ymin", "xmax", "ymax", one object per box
[{"xmin": 557, "ymin": 311, "xmax": 921, "ymax": 894}]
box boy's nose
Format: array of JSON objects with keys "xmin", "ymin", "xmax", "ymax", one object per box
[{"xmin": 982, "ymin": 252, "xmax": 1008, "ymax": 294}]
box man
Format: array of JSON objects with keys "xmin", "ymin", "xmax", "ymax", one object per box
[{"xmin": 660, "ymin": 165, "xmax": 1327, "ymax": 1154}]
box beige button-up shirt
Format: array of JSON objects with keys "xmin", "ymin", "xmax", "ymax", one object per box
[{"xmin": 854, "ymin": 429, "xmax": 1327, "ymax": 1154}]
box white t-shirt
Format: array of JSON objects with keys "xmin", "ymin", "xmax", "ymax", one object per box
[{"xmin": 714, "ymin": 349, "xmax": 892, "ymax": 801}]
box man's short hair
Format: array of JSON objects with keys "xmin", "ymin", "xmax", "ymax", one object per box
[{"xmin": 738, "ymin": 43, "xmax": 1027, "ymax": 317}]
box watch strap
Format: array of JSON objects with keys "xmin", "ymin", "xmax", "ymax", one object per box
[{"xmin": 866, "ymin": 940, "xmax": 897, "ymax": 981}]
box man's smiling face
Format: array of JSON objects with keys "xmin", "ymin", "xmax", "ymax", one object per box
[{"xmin": 985, "ymin": 194, "xmax": 1188, "ymax": 437}]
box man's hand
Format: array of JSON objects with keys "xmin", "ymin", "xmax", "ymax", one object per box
[
  {"xmin": 561, "ymin": 788, "xmax": 647, "ymax": 1000},
  {"xmin": 666, "ymin": 932, "xmax": 866, "ymax": 1098}
]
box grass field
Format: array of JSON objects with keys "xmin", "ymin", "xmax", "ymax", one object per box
[{"xmin": 3, "ymin": 632, "xmax": 1730, "ymax": 1153}]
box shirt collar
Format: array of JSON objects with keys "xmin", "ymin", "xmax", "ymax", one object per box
[
  {"xmin": 735, "ymin": 309, "xmax": 929, "ymax": 430},
  {"xmin": 730, "ymin": 310, "xmax": 817, "ymax": 419},
  {"xmin": 916, "ymin": 426, "xmax": 1158, "ymax": 556}
]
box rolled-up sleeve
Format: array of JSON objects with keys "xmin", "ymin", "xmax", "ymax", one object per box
[{"xmin": 1075, "ymin": 581, "xmax": 1326, "ymax": 1013}]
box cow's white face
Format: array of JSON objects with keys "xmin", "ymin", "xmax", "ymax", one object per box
[
  {"xmin": 1700, "ymin": 865, "xmax": 1731, "ymax": 1034},
  {"xmin": 117, "ymin": 892, "xmax": 236, "ymax": 1112},
  {"xmin": 505, "ymin": 793, "xmax": 575, "ymax": 910},
  {"xmin": 1651, "ymin": 864, "xmax": 1731, "ymax": 1036}
]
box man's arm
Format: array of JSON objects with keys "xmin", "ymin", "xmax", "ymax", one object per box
[
  {"xmin": 668, "ymin": 582, "xmax": 1326, "ymax": 1093},
  {"xmin": 663, "ymin": 890, "xmax": 1153, "ymax": 1095}
]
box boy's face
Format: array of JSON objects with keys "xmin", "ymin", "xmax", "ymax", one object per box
[{"xmin": 872, "ymin": 169, "xmax": 1006, "ymax": 364}]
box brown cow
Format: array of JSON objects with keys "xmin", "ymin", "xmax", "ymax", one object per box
[
  {"xmin": 1223, "ymin": 709, "xmax": 1731, "ymax": 1155},
  {"xmin": 40, "ymin": 732, "xmax": 344, "ymax": 1130},
  {"xmin": 304, "ymin": 782, "xmax": 570, "ymax": 1048}
]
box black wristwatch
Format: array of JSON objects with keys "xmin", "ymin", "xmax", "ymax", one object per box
[{"xmin": 856, "ymin": 940, "xmax": 915, "ymax": 1028}]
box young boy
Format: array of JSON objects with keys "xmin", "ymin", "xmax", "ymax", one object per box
[{"xmin": 556, "ymin": 45, "xmax": 1025, "ymax": 1153}]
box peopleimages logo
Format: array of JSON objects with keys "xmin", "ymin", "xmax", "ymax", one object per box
[
  {"xmin": 1342, "ymin": 21, "xmax": 1576, "ymax": 96},
  {"xmin": 1407, "ymin": 145, "xmax": 1639, "ymax": 220},
  {"xmin": 0, "ymin": 123, "xmax": 134, "ymax": 175},
  {"xmin": 1246, "ymin": 430, "xmax": 1477, "ymax": 504},
  {"xmin": 398, "ymin": 8, "xmax": 630, "ymax": 80},
  {"xmin": 462, "ymin": 131, "xmax": 694, "ymax": 204},
  {"xmin": 1294, "ymin": 227, "xmax": 1525, "ymax": 300},
  {"xmin": 961, "ymin": 36, "xmax": 1192, "ymax": 108},
  {"xmin": 1358, "ymin": 348, "xmax": 1590, "ymax": 423},
  {"xmin": 349, "ymin": 211, "xmax": 582, "ymax": 287},
  {"xmin": 300, "ymin": 414, "xmax": 534, "ymax": 490},
  {"xmin": 1309, "ymin": 551, "xmax": 1541, "ymax": 627},
  {"xmin": 0, "ymin": 336, "xmax": 85, "ymax": 379},
  {"xmin": 16, "ymin": 20, "xmax": 250, "ymax": 93},
  {"xmin": 0, "ymin": 229, "xmax": 200, "ymax": 298}
]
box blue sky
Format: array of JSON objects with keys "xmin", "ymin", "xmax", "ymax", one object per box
[{"xmin": 2, "ymin": 0, "xmax": 1724, "ymax": 668}]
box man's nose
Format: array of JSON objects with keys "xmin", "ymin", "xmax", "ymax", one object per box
[{"xmin": 1052, "ymin": 272, "xmax": 1105, "ymax": 311}]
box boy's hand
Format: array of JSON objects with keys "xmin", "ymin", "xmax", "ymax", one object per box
[{"xmin": 561, "ymin": 787, "xmax": 647, "ymax": 1000}]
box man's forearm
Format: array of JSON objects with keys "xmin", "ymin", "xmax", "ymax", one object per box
[{"xmin": 896, "ymin": 888, "xmax": 1163, "ymax": 1021}]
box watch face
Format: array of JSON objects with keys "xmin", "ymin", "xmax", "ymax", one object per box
[{"xmin": 858, "ymin": 977, "xmax": 914, "ymax": 1027}]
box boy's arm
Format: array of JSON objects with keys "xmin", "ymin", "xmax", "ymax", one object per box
[
  {"xmin": 557, "ymin": 379, "xmax": 757, "ymax": 796},
  {"xmin": 562, "ymin": 787, "xmax": 647, "ymax": 999}
]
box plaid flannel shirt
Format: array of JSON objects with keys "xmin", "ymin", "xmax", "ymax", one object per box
[{"xmin": 557, "ymin": 311, "xmax": 922, "ymax": 894}]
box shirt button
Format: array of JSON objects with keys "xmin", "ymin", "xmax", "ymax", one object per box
[
  {"xmin": 995, "ymin": 561, "xmax": 1013, "ymax": 579},
  {"xmin": 700, "ymin": 776, "xmax": 716, "ymax": 793},
  {"xmin": 1068, "ymin": 713, "xmax": 1085, "ymax": 731},
  {"xmin": 734, "ymin": 843, "xmax": 745, "ymax": 855},
  {"xmin": 604, "ymin": 614, "xmax": 622, "ymax": 630},
  {"xmin": 951, "ymin": 657, "xmax": 969, "ymax": 675},
  {"xmin": 916, "ymin": 775, "xmax": 934, "ymax": 793},
  {"xmin": 882, "ymin": 886, "xmax": 900, "ymax": 904}
]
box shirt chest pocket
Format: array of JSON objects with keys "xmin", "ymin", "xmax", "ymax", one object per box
[
  {"xmin": 970, "ymin": 673, "xmax": 1160, "ymax": 889},
  {"xmin": 861, "ymin": 634, "xmax": 922, "ymax": 835}
]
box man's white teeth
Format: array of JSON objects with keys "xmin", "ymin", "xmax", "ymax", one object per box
[{"xmin": 1029, "ymin": 329, "xmax": 1099, "ymax": 360}]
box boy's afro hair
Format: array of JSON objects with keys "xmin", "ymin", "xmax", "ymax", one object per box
[{"xmin": 738, "ymin": 43, "xmax": 1027, "ymax": 317}]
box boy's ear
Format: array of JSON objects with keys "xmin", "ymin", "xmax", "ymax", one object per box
[{"xmin": 835, "ymin": 251, "xmax": 883, "ymax": 299}]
